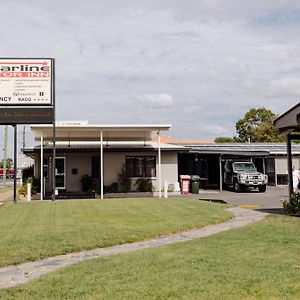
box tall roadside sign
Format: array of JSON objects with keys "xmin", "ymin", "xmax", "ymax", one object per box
[{"xmin": 0, "ymin": 58, "xmax": 55, "ymax": 202}]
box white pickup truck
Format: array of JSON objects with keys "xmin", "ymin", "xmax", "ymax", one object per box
[{"xmin": 223, "ymin": 161, "xmax": 268, "ymax": 192}]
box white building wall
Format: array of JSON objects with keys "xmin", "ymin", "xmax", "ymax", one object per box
[
  {"xmin": 155, "ymin": 152, "xmax": 178, "ymax": 191},
  {"xmin": 103, "ymin": 151, "xmax": 178, "ymax": 192},
  {"xmin": 103, "ymin": 153, "xmax": 125, "ymax": 186},
  {"xmin": 275, "ymin": 155, "xmax": 300, "ymax": 174},
  {"xmin": 42, "ymin": 151, "xmax": 179, "ymax": 193},
  {"xmin": 65, "ymin": 153, "xmax": 91, "ymax": 192},
  {"xmin": 276, "ymin": 157, "xmax": 287, "ymax": 174}
]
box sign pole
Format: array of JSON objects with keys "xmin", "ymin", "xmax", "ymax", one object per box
[
  {"xmin": 2, "ymin": 126, "xmax": 8, "ymax": 186},
  {"xmin": 52, "ymin": 121, "xmax": 56, "ymax": 201},
  {"xmin": 52, "ymin": 59, "xmax": 56, "ymax": 201},
  {"xmin": 13, "ymin": 124, "xmax": 17, "ymax": 203}
]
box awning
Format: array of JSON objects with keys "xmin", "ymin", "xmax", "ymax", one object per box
[
  {"xmin": 274, "ymin": 102, "xmax": 300, "ymax": 133},
  {"xmin": 274, "ymin": 102, "xmax": 300, "ymax": 197},
  {"xmin": 31, "ymin": 124, "xmax": 172, "ymax": 142},
  {"xmin": 31, "ymin": 123, "xmax": 172, "ymax": 201}
]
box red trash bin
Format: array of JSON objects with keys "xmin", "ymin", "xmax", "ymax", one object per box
[{"xmin": 180, "ymin": 175, "xmax": 191, "ymax": 195}]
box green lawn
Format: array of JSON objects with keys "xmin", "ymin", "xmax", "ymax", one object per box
[
  {"xmin": 0, "ymin": 198, "xmax": 231, "ymax": 267},
  {"xmin": 1, "ymin": 213, "xmax": 300, "ymax": 299}
]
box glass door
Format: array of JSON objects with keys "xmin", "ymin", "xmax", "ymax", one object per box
[{"xmin": 55, "ymin": 157, "xmax": 66, "ymax": 190}]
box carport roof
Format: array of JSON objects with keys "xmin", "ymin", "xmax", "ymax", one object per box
[
  {"xmin": 31, "ymin": 124, "xmax": 171, "ymax": 142},
  {"xmin": 177, "ymin": 142, "xmax": 300, "ymax": 156},
  {"xmin": 274, "ymin": 102, "xmax": 300, "ymax": 133}
]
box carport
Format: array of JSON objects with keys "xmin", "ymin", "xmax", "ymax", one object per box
[
  {"xmin": 274, "ymin": 102, "xmax": 300, "ymax": 197},
  {"xmin": 178, "ymin": 144, "xmax": 269, "ymax": 190}
]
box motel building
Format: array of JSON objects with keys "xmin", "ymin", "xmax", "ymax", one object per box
[
  {"xmin": 23, "ymin": 123, "xmax": 182, "ymax": 199},
  {"xmin": 23, "ymin": 121, "xmax": 300, "ymax": 199}
]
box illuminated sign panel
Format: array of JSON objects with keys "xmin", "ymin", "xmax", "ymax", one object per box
[
  {"xmin": 0, "ymin": 58, "xmax": 53, "ymax": 106},
  {"xmin": 0, "ymin": 108, "xmax": 54, "ymax": 124}
]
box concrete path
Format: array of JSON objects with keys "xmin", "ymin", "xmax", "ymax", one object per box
[
  {"xmin": 0, "ymin": 207, "xmax": 267, "ymax": 289},
  {"xmin": 0, "ymin": 189, "xmax": 13, "ymax": 203}
]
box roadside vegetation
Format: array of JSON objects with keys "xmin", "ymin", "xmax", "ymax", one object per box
[
  {"xmin": 0, "ymin": 198, "xmax": 231, "ymax": 267},
  {"xmin": 1, "ymin": 213, "xmax": 300, "ymax": 299},
  {"xmin": 283, "ymin": 192, "xmax": 300, "ymax": 215}
]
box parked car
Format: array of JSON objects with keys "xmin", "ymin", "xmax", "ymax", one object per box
[
  {"xmin": 0, "ymin": 168, "xmax": 14, "ymax": 179},
  {"xmin": 223, "ymin": 161, "xmax": 268, "ymax": 192}
]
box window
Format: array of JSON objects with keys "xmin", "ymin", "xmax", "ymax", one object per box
[{"xmin": 126, "ymin": 156, "xmax": 156, "ymax": 177}]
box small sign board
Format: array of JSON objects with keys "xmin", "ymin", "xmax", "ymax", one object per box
[
  {"xmin": 0, "ymin": 58, "xmax": 53, "ymax": 106},
  {"xmin": 0, "ymin": 108, "xmax": 54, "ymax": 124}
]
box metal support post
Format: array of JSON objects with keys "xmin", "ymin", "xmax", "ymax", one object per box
[
  {"xmin": 219, "ymin": 155, "xmax": 223, "ymax": 191},
  {"xmin": 13, "ymin": 125, "xmax": 17, "ymax": 203},
  {"xmin": 2, "ymin": 125, "xmax": 8, "ymax": 186},
  {"xmin": 100, "ymin": 130, "xmax": 103, "ymax": 199},
  {"xmin": 158, "ymin": 131, "xmax": 161, "ymax": 198},
  {"xmin": 274, "ymin": 156, "xmax": 278, "ymax": 187},
  {"xmin": 51, "ymin": 59, "xmax": 56, "ymax": 201},
  {"xmin": 52, "ymin": 121, "xmax": 56, "ymax": 201},
  {"xmin": 40, "ymin": 132, "xmax": 44, "ymax": 201},
  {"xmin": 287, "ymin": 134, "xmax": 293, "ymax": 197}
]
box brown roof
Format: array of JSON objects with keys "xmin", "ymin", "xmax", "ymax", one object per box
[{"xmin": 153, "ymin": 135, "xmax": 215, "ymax": 144}]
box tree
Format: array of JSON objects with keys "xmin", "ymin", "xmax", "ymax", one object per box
[
  {"xmin": 214, "ymin": 137, "xmax": 236, "ymax": 143},
  {"xmin": 235, "ymin": 107, "xmax": 285, "ymax": 142},
  {"xmin": 214, "ymin": 107, "xmax": 285, "ymax": 143},
  {"xmin": 0, "ymin": 158, "xmax": 13, "ymax": 169}
]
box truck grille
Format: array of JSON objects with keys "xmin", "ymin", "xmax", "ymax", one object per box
[{"xmin": 249, "ymin": 175, "xmax": 259, "ymax": 180}]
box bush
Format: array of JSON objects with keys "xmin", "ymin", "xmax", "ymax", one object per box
[
  {"xmin": 136, "ymin": 178, "xmax": 153, "ymax": 192},
  {"xmin": 31, "ymin": 177, "xmax": 40, "ymax": 193},
  {"xmin": 283, "ymin": 193, "xmax": 300, "ymax": 215},
  {"xmin": 22, "ymin": 166, "xmax": 34, "ymax": 182},
  {"xmin": 80, "ymin": 174, "xmax": 93, "ymax": 192},
  {"xmin": 110, "ymin": 182, "xmax": 119, "ymax": 193},
  {"xmin": 92, "ymin": 183, "xmax": 100, "ymax": 194},
  {"xmin": 93, "ymin": 183, "xmax": 118, "ymax": 194},
  {"xmin": 18, "ymin": 181, "xmax": 37, "ymax": 196},
  {"xmin": 118, "ymin": 166, "xmax": 131, "ymax": 193}
]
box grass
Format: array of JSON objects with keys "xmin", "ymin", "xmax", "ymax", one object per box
[
  {"xmin": 0, "ymin": 198, "xmax": 231, "ymax": 267},
  {"xmin": 1, "ymin": 213, "xmax": 300, "ymax": 299}
]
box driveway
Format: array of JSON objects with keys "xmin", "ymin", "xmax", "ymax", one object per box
[{"xmin": 187, "ymin": 186, "xmax": 288, "ymax": 211}]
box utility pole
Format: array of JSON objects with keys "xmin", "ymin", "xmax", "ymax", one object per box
[
  {"xmin": 23, "ymin": 126, "xmax": 26, "ymax": 148},
  {"xmin": 3, "ymin": 125, "xmax": 8, "ymax": 186}
]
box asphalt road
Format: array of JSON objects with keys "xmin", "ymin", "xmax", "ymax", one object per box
[
  {"xmin": 188, "ymin": 186, "xmax": 288, "ymax": 211},
  {"xmin": 0, "ymin": 179, "xmax": 15, "ymax": 187}
]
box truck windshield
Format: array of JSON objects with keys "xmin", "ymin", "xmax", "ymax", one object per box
[{"xmin": 233, "ymin": 162, "xmax": 257, "ymax": 172}]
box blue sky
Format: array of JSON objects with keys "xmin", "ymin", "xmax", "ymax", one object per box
[{"xmin": 1, "ymin": 0, "xmax": 300, "ymax": 155}]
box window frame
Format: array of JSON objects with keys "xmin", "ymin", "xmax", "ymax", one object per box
[{"xmin": 125, "ymin": 156, "xmax": 156, "ymax": 178}]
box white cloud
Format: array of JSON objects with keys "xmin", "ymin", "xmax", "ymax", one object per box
[
  {"xmin": 2, "ymin": 0, "xmax": 300, "ymax": 157},
  {"xmin": 131, "ymin": 93, "xmax": 174, "ymax": 109},
  {"xmin": 266, "ymin": 77, "xmax": 300, "ymax": 98},
  {"xmin": 201, "ymin": 125, "xmax": 229, "ymax": 135}
]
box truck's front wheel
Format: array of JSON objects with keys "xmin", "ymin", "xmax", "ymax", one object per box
[
  {"xmin": 258, "ymin": 185, "xmax": 266, "ymax": 193},
  {"xmin": 234, "ymin": 181, "xmax": 242, "ymax": 192}
]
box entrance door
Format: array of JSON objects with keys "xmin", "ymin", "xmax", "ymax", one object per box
[{"xmin": 55, "ymin": 157, "xmax": 66, "ymax": 190}]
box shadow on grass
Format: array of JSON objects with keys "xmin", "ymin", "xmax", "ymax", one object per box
[{"xmin": 199, "ymin": 199, "xmax": 227, "ymax": 204}]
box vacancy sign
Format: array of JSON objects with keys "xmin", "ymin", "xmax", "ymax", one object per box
[{"xmin": 0, "ymin": 58, "xmax": 53, "ymax": 106}]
